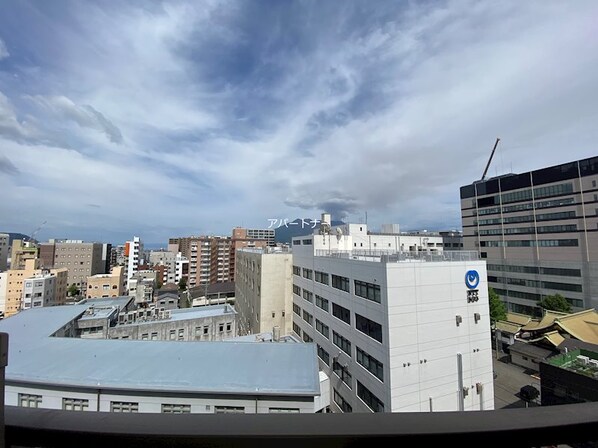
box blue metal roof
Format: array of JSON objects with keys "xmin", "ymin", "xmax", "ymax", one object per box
[{"xmin": 0, "ymin": 305, "xmax": 319, "ymax": 397}]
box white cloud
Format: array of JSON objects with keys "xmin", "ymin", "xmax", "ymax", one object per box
[{"xmin": 0, "ymin": 38, "xmax": 8, "ymax": 60}]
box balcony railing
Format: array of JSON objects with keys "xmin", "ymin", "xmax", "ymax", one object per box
[
  {"xmin": 315, "ymin": 249, "xmax": 479, "ymax": 263},
  {"xmin": 5, "ymin": 402, "xmax": 598, "ymax": 448}
]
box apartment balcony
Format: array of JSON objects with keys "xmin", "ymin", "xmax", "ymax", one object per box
[{"xmin": 5, "ymin": 402, "xmax": 598, "ymax": 448}]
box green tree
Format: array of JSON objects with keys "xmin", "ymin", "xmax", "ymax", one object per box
[
  {"xmin": 538, "ymin": 293, "xmax": 572, "ymax": 313},
  {"xmin": 67, "ymin": 283, "xmax": 79, "ymax": 297},
  {"xmin": 178, "ymin": 276, "xmax": 187, "ymax": 291},
  {"xmin": 489, "ymin": 287, "xmax": 507, "ymax": 323}
]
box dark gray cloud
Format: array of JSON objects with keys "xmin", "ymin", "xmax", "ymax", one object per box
[{"xmin": 0, "ymin": 155, "xmax": 18, "ymax": 175}]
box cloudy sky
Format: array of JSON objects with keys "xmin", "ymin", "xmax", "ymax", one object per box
[{"xmin": 1, "ymin": 1, "xmax": 597, "ymax": 244}]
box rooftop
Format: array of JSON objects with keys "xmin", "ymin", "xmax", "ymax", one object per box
[
  {"xmin": 0, "ymin": 304, "xmax": 318, "ymax": 396},
  {"xmin": 547, "ymin": 349, "xmax": 598, "ymax": 378},
  {"xmin": 78, "ymin": 306, "xmax": 119, "ymax": 321}
]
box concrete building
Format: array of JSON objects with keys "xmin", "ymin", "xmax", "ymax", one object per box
[
  {"xmin": 86, "ymin": 266, "xmax": 125, "ymax": 299},
  {"xmin": 291, "ymin": 214, "xmax": 494, "ymax": 413},
  {"xmin": 169, "ymin": 236, "xmax": 232, "ymax": 287},
  {"xmin": 149, "ymin": 250, "xmax": 188, "ymax": 285},
  {"xmin": 128, "ymin": 270, "xmax": 156, "ymax": 304},
  {"xmin": 124, "ymin": 236, "xmax": 143, "ymax": 291},
  {"xmin": 0, "ymin": 272, "xmax": 7, "ymax": 317},
  {"xmin": 190, "ymin": 281, "xmax": 236, "ymax": 307},
  {"xmin": 235, "ymin": 247, "xmax": 293, "ymax": 336},
  {"xmin": 22, "ymin": 272, "xmax": 57, "ymax": 310},
  {"xmin": 460, "ymin": 156, "xmax": 598, "ymax": 315},
  {"xmin": 10, "ymin": 239, "xmax": 38, "ymax": 270},
  {"xmin": 41, "ymin": 240, "xmax": 107, "ymax": 290},
  {"xmin": 0, "ymin": 233, "xmax": 8, "ymax": 271},
  {"xmin": 0, "ymin": 303, "xmax": 327, "ymax": 413}
]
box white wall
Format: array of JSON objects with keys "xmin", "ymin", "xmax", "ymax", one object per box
[
  {"xmin": 0, "ymin": 272, "xmax": 7, "ymax": 314},
  {"xmin": 6, "ymin": 384, "xmax": 315, "ymax": 413}
]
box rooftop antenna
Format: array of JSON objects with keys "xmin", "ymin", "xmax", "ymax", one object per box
[{"xmin": 480, "ymin": 138, "xmax": 501, "ymax": 181}]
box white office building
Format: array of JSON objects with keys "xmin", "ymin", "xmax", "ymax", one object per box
[
  {"xmin": 125, "ymin": 236, "xmax": 143, "ymax": 291},
  {"xmin": 149, "ymin": 250, "xmax": 189, "ymax": 285},
  {"xmin": 22, "ymin": 272, "xmax": 57, "ymax": 310},
  {"xmin": 291, "ymin": 214, "xmax": 494, "ymax": 413},
  {"xmin": 0, "ymin": 233, "xmax": 8, "ymax": 271},
  {"xmin": 0, "ymin": 272, "xmax": 7, "ymax": 316}
]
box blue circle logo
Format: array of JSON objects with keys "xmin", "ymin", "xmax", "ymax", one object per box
[{"xmin": 465, "ymin": 270, "xmax": 480, "ymax": 289}]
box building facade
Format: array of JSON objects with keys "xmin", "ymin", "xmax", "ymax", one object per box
[
  {"xmin": 0, "ymin": 304, "xmax": 325, "ymax": 414},
  {"xmin": 10, "ymin": 239, "xmax": 38, "ymax": 270},
  {"xmin": 0, "ymin": 233, "xmax": 8, "ymax": 271},
  {"xmin": 235, "ymin": 247, "xmax": 293, "ymax": 336},
  {"xmin": 460, "ymin": 156, "xmax": 598, "ymax": 315},
  {"xmin": 124, "ymin": 236, "xmax": 143, "ymax": 291},
  {"xmin": 22, "ymin": 273, "xmax": 56, "ymax": 310},
  {"xmin": 149, "ymin": 250, "xmax": 188, "ymax": 285},
  {"xmin": 291, "ymin": 216, "xmax": 494, "ymax": 413},
  {"xmin": 86, "ymin": 266, "xmax": 125, "ymax": 299},
  {"xmin": 41, "ymin": 240, "xmax": 107, "ymax": 290}
]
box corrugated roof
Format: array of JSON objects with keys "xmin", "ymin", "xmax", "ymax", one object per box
[
  {"xmin": 522, "ymin": 311, "xmax": 568, "ymax": 332},
  {"xmin": 509, "ymin": 341, "xmax": 554, "ymax": 359},
  {"xmin": 0, "ymin": 305, "xmax": 319, "ymax": 397},
  {"xmin": 542, "ymin": 331, "xmax": 565, "ymax": 348}
]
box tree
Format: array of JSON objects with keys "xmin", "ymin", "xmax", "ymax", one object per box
[
  {"xmin": 67, "ymin": 283, "xmax": 79, "ymax": 297},
  {"xmin": 538, "ymin": 293, "xmax": 572, "ymax": 313},
  {"xmin": 489, "ymin": 287, "xmax": 507, "ymax": 323},
  {"xmin": 178, "ymin": 276, "xmax": 187, "ymax": 291}
]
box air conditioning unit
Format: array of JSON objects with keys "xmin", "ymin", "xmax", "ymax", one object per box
[
  {"xmin": 164, "ymin": 310, "xmax": 172, "ymax": 319},
  {"xmin": 588, "ymin": 359, "xmax": 598, "ymax": 368},
  {"xmin": 577, "ymin": 355, "xmax": 590, "ymax": 365}
]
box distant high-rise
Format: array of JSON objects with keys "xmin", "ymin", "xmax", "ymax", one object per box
[
  {"xmin": 460, "ymin": 156, "xmax": 598, "ymax": 315},
  {"xmin": 10, "ymin": 239, "xmax": 38, "ymax": 270},
  {"xmin": 124, "ymin": 236, "xmax": 143, "ymax": 291},
  {"xmin": 0, "ymin": 233, "xmax": 9, "ymax": 271}
]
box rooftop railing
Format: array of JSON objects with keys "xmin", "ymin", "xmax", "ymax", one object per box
[{"xmin": 315, "ymin": 249, "xmax": 479, "ymax": 262}]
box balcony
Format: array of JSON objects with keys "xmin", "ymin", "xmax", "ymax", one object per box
[{"xmin": 5, "ymin": 402, "xmax": 598, "ymax": 448}]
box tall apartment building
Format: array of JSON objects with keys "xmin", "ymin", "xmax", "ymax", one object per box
[
  {"xmin": 124, "ymin": 236, "xmax": 143, "ymax": 291},
  {"xmin": 22, "ymin": 272, "xmax": 56, "ymax": 310},
  {"xmin": 10, "ymin": 239, "xmax": 38, "ymax": 270},
  {"xmin": 0, "ymin": 233, "xmax": 8, "ymax": 271},
  {"xmin": 235, "ymin": 247, "xmax": 293, "ymax": 336},
  {"xmin": 292, "ymin": 215, "xmax": 493, "ymax": 413},
  {"xmin": 39, "ymin": 240, "xmax": 107, "ymax": 289},
  {"xmin": 0, "ymin": 272, "xmax": 7, "ymax": 316},
  {"xmin": 149, "ymin": 250, "xmax": 189, "ymax": 285},
  {"xmin": 460, "ymin": 156, "xmax": 598, "ymax": 315}
]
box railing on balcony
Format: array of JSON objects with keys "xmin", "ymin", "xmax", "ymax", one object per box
[{"xmin": 4, "ymin": 402, "xmax": 598, "ymax": 448}]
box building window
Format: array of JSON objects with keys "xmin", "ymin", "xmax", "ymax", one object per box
[
  {"xmin": 317, "ymin": 344, "xmax": 330, "ymax": 365},
  {"xmin": 333, "ymin": 389, "xmax": 352, "ymax": 413},
  {"xmin": 19, "ymin": 393, "xmax": 42, "ymax": 408},
  {"xmin": 293, "ymin": 303, "xmax": 301, "ymax": 316},
  {"xmin": 357, "ymin": 381, "xmax": 384, "ymax": 412},
  {"xmin": 203, "ymin": 326, "xmax": 209, "ymax": 335},
  {"xmin": 333, "ymin": 360, "xmax": 352, "ymax": 389},
  {"xmin": 215, "ymin": 406, "xmax": 245, "ymax": 414},
  {"xmin": 315, "ymin": 319, "xmax": 329, "ymax": 338},
  {"xmin": 219, "ymin": 324, "xmax": 224, "ymax": 333},
  {"xmin": 333, "ymin": 331, "xmax": 351, "ymax": 356},
  {"xmin": 293, "ymin": 284, "xmax": 301, "ymax": 296},
  {"xmin": 111, "ymin": 401, "xmax": 139, "ymax": 413},
  {"xmin": 293, "ymin": 265, "xmax": 301, "ymax": 276},
  {"xmin": 357, "ymin": 347, "xmax": 384, "ymax": 382},
  {"xmin": 226, "ymin": 323, "xmax": 232, "ymax": 332},
  {"xmin": 332, "ymin": 303, "xmax": 351, "ymax": 325},
  {"xmin": 178, "ymin": 329, "xmax": 185, "ymax": 340},
  {"xmin": 303, "ymin": 332, "xmax": 313, "ymax": 343},
  {"xmin": 269, "ymin": 408, "xmax": 300, "ymax": 413},
  {"xmin": 355, "ymin": 314, "xmax": 383, "ymax": 343},
  {"xmin": 169, "ymin": 330, "xmax": 176, "ymax": 340},
  {"xmin": 293, "ymin": 322, "xmax": 302, "ymax": 337},
  {"xmin": 315, "ymin": 295, "xmax": 329, "ymax": 312},
  {"xmin": 314, "ymin": 271, "xmax": 329, "ymax": 285},
  {"xmin": 162, "ymin": 404, "xmax": 191, "ymax": 414},
  {"xmin": 151, "ymin": 332, "xmax": 158, "ymax": 340},
  {"xmin": 141, "ymin": 333, "xmax": 149, "ymax": 340},
  {"xmin": 331, "ymin": 274, "xmax": 350, "ymax": 293},
  {"xmin": 354, "ymin": 280, "xmax": 381, "ymax": 304},
  {"xmin": 195, "ymin": 327, "xmax": 202, "ymax": 339},
  {"xmin": 63, "ymin": 398, "xmax": 89, "ymax": 411},
  {"xmin": 302, "ymin": 239, "xmax": 312, "ymax": 245},
  {"xmin": 302, "ymin": 310, "xmax": 313, "ymax": 325},
  {"xmin": 302, "ymin": 268, "xmax": 313, "ymax": 279},
  {"xmin": 302, "ymin": 289, "xmax": 313, "ymax": 303},
  {"xmin": 292, "ymin": 240, "xmax": 301, "ymax": 246}
]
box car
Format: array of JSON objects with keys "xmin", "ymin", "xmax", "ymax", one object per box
[{"xmin": 519, "ymin": 385, "xmax": 539, "ymax": 401}]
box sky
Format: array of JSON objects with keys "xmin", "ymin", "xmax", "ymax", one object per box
[{"xmin": 1, "ymin": 1, "xmax": 598, "ymax": 244}]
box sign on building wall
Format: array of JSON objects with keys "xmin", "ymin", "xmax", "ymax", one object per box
[{"xmin": 465, "ymin": 270, "xmax": 479, "ymax": 303}]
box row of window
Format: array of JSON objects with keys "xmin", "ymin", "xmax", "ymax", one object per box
[
  {"xmin": 333, "ymin": 360, "xmax": 352, "ymax": 389},
  {"xmin": 292, "ymin": 239, "xmax": 313, "ymax": 245},
  {"xmin": 20, "ymin": 394, "xmax": 298, "ymax": 413},
  {"xmin": 477, "ymin": 224, "xmax": 578, "ymax": 236},
  {"xmin": 356, "ymin": 381, "xmax": 384, "ymax": 413},
  {"xmin": 331, "ymin": 274, "xmax": 350, "ymax": 292},
  {"xmin": 476, "ymin": 210, "xmax": 577, "ymax": 226},
  {"xmin": 493, "ymin": 288, "xmax": 584, "ymax": 308},
  {"xmin": 334, "ymin": 389, "xmax": 352, "ymax": 413},
  {"xmin": 486, "ymin": 264, "xmax": 581, "ymax": 277},
  {"xmin": 480, "ymin": 239, "xmax": 578, "ymax": 247},
  {"xmin": 477, "ymin": 197, "xmax": 576, "ymax": 216},
  {"xmin": 488, "ymin": 276, "xmax": 583, "ymax": 292}
]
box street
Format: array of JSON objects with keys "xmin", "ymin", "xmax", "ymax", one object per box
[{"xmin": 492, "ymin": 350, "xmax": 540, "ymax": 409}]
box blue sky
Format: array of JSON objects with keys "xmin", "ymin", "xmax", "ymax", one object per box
[{"xmin": 1, "ymin": 1, "xmax": 598, "ymax": 244}]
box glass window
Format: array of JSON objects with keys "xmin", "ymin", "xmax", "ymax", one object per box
[
  {"xmin": 214, "ymin": 406, "xmax": 245, "ymax": 414},
  {"xmin": 162, "ymin": 404, "xmax": 191, "ymax": 413},
  {"xmin": 333, "ymin": 331, "xmax": 351, "ymax": 356},
  {"xmin": 302, "ymin": 268, "xmax": 313, "ymax": 279},
  {"xmin": 333, "ymin": 360, "xmax": 352, "ymax": 389},
  {"xmin": 357, "ymin": 347, "xmax": 384, "ymax": 382},
  {"xmin": 355, "ymin": 314, "xmax": 383, "ymax": 343},
  {"xmin": 357, "ymin": 381, "xmax": 384, "ymax": 412},
  {"xmin": 332, "ymin": 303, "xmax": 351, "ymax": 325},
  {"xmin": 315, "ymin": 271, "xmax": 329, "ymax": 285},
  {"xmin": 302, "ymin": 309, "xmax": 313, "ymax": 325},
  {"xmin": 317, "ymin": 344, "xmax": 330, "ymax": 365},
  {"xmin": 315, "ymin": 319, "xmax": 329, "ymax": 338},
  {"xmin": 110, "ymin": 401, "xmax": 139, "ymax": 413},
  {"xmin": 302, "ymin": 289, "xmax": 313, "ymax": 303},
  {"xmin": 354, "ymin": 280, "xmax": 381, "ymax": 303},
  {"xmin": 62, "ymin": 398, "xmax": 89, "ymax": 411},
  {"xmin": 333, "ymin": 389, "xmax": 352, "ymax": 413},
  {"xmin": 315, "ymin": 295, "xmax": 329, "ymax": 312},
  {"xmin": 269, "ymin": 407, "xmax": 300, "ymax": 413},
  {"xmin": 331, "ymin": 274, "xmax": 350, "ymax": 293},
  {"xmin": 19, "ymin": 393, "xmax": 42, "ymax": 408}
]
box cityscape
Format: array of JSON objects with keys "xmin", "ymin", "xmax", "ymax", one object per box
[{"xmin": 1, "ymin": 1, "xmax": 598, "ymax": 447}]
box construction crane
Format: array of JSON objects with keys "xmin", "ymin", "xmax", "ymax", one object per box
[{"xmin": 480, "ymin": 138, "xmax": 501, "ymax": 181}]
